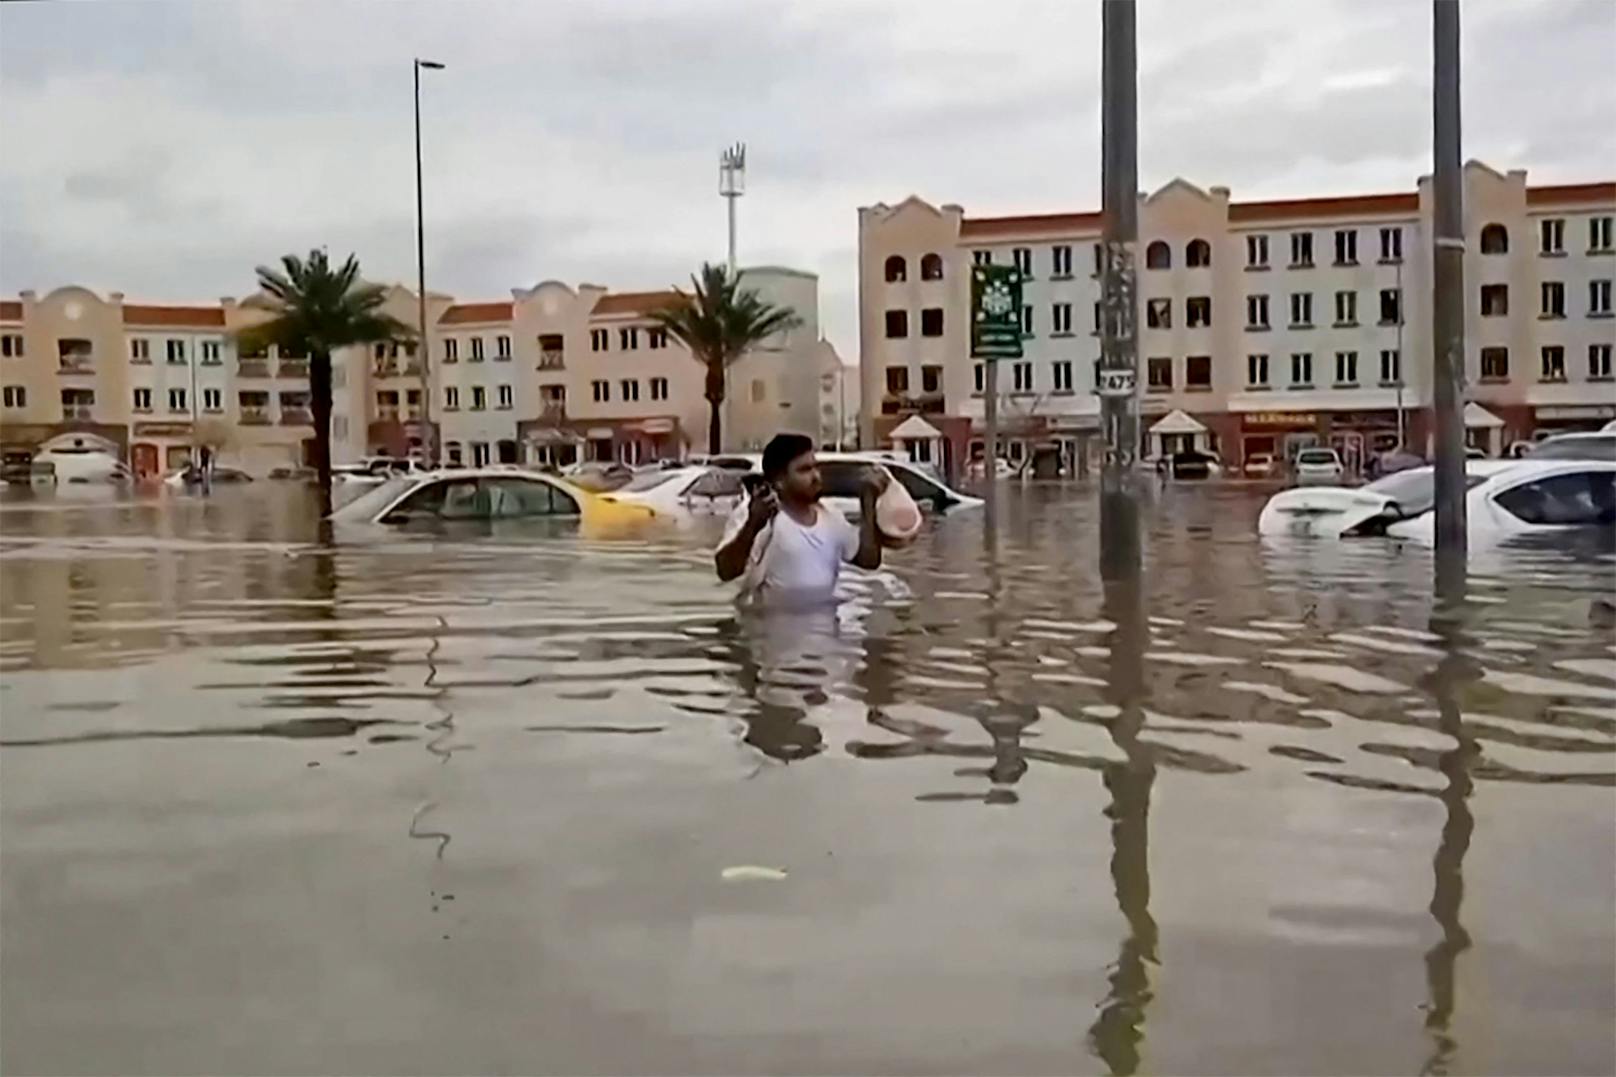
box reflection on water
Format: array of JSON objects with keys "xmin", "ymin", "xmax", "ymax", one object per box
[{"xmin": 1, "ymin": 482, "xmax": 1613, "ymax": 1075}]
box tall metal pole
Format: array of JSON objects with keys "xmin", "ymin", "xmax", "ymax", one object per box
[
  {"xmin": 1432, "ymin": 0, "xmax": 1467, "ymax": 593},
  {"xmin": 1396, "ymin": 257, "xmax": 1406, "ymax": 449},
  {"xmin": 1100, "ymin": 0, "xmax": 1141, "ymax": 584},
  {"xmin": 414, "ymin": 59, "xmax": 444, "ymax": 464},
  {"xmin": 983, "ymin": 359, "xmax": 999, "ymax": 502}
]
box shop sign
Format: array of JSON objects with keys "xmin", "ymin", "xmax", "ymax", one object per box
[
  {"xmin": 1537, "ymin": 405, "xmax": 1616, "ymax": 420},
  {"xmin": 132, "ymin": 422, "xmax": 192, "ymax": 438},
  {"xmin": 1246, "ymin": 411, "xmax": 1316, "ymax": 427}
]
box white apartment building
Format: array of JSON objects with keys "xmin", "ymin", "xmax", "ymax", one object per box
[{"xmin": 859, "ymin": 162, "xmax": 1614, "ymax": 478}]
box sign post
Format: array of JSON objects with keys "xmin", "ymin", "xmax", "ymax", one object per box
[{"xmin": 971, "ymin": 263, "xmax": 1024, "ymax": 500}]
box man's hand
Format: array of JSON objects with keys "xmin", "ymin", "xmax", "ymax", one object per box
[
  {"xmin": 859, "ymin": 466, "xmax": 891, "ymax": 503},
  {"xmin": 746, "ymin": 485, "xmax": 779, "ymax": 530}
]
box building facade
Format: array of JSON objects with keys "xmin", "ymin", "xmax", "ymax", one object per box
[
  {"xmin": 1, "ymin": 267, "xmax": 828, "ymax": 474},
  {"xmin": 859, "ymin": 163, "xmax": 1614, "ymax": 477}
]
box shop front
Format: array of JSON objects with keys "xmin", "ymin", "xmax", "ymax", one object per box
[
  {"xmin": 877, "ymin": 413, "xmax": 971, "ymax": 484},
  {"xmin": 519, "ymin": 415, "xmax": 685, "ymax": 467},
  {"xmin": 1532, "ymin": 403, "xmax": 1615, "ymax": 437},
  {"xmin": 1236, "ymin": 408, "xmax": 1427, "ymax": 477}
]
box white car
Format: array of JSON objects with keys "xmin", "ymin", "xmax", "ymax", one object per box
[
  {"xmin": 1292, "ymin": 447, "xmax": 1345, "ymax": 486},
  {"xmin": 611, "ymin": 466, "xmax": 747, "ymax": 518},
  {"xmin": 1525, "ymin": 431, "xmax": 1615, "ymax": 461},
  {"xmin": 162, "ymin": 465, "xmax": 253, "ymax": 487},
  {"xmin": 1386, "ymin": 459, "xmax": 1614, "ymax": 544},
  {"xmin": 328, "ymin": 467, "xmax": 656, "ymax": 533},
  {"xmin": 1259, "ymin": 461, "xmax": 1505, "ymax": 538}
]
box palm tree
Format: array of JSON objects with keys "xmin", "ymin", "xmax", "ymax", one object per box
[
  {"xmin": 238, "ymin": 250, "xmax": 411, "ymax": 511},
  {"xmin": 650, "ymin": 263, "xmax": 802, "ymax": 455}
]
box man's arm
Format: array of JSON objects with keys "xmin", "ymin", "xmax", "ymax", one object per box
[
  {"xmin": 850, "ymin": 471, "xmax": 889, "ymax": 570},
  {"xmin": 715, "ymin": 490, "xmax": 776, "ymax": 581}
]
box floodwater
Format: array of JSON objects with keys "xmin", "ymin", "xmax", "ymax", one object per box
[{"xmin": 1, "ymin": 481, "xmax": 1613, "ymax": 1077}]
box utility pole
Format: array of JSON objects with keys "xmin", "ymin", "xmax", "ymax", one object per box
[
  {"xmin": 1396, "ymin": 257, "xmax": 1406, "ymax": 450},
  {"xmin": 1431, "ymin": 0, "xmax": 1467, "ymax": 594},
  {"xmin": 719, "ymin": 143, "xmax": 746, "ymax": 449},
  {"xmin": 414, "ymin": 58, "xmax": 445, "ymax": 464},
  {"xmin": 1099, "ymin": 0, "xmax": 1141, "ymax": 584}
]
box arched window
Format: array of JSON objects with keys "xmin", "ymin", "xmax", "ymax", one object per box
[
  {"xmin": 1480, "ymin": 224, "xmax": 1509, "ymax": 255},
  {"xmin": 1145, "ymin": 241, "xmax": 1171, "ymax": 270},
  {"xmin": 920, "ymin": 253, "xmax": 944, "ymax": 281},
  {"xmin": 884, "ymin": 255, "xmax": 907, "ymax": 283},
  {"xmin": 1186, "ymin": 239, "xmax": 1212, "ymax": 267}
]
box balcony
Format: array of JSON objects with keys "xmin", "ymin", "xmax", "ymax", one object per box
[
  {"xmin": 277, "ymin": 360, "xmax": 309, "ymax": 379},
  {"xmin": 538, "ymin": 350, "xmax": 565, "ymax": 371},
  {"xmin": 238, "ymin": 358, "xmax": 271, "ymax": 378},
  {"xmin": 280, "ymin": 407, "xmax": 312, "ymax": 426},
  {"xmin": 373, "ymin": 360, "xmax": 399, "ymax": 378},
  {"xmin": 240, "ymin": 407, "xmax": 270, "ymax": 425},
  {"xmin": 62, "ymin": 405, "xmax": 95, "ymax": 421},
  {"xmin": 376, "ymin": 407, "xmax": 401, "ymax": 423},
  {"xmin": 538, "ymin": 402, "xmax": 567, "ymax": 423},
  {"xmin": 57, "ymin": 357, "xmax": 95, "ymax": 375}
]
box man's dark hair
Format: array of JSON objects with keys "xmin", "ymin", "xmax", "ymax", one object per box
[{"xmin": 761, "ymin": 433, "xmax": 814, "ymax": 480}]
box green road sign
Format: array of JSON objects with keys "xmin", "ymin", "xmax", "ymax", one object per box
[{"xmin": 970, "ymin": 263, "xmax": 1023, "ymax": 360}]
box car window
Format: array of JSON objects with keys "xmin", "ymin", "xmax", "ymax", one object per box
[
  {"xmin": 481, "ymin": 477, "xmax": 580, "ymax": 518},
  {"xmin": 620, "ymin": 471, "xmax": 683, "ymax": 493},
  {"xmin": 888, "ymin": 465, "xmax": 949, "ymax": 504},
  {"xmin": 1528, "ymin": 435, "xmax": 1616, "ymax": 462},
  {"xmin": 1297, "ymin": 450, "xmax": 1337, "ymax": 465},
  {"xmin": 339, "ymin": 475, "xmax": 417, "ymax": 519},
  {"xmin": 1493, "ymin": 471, "xmax": 1616, "ymax": 526},
  {"xmin": 687, "ymin": 469, "xmax": 744, "ymax": 498},
  {"xmin": 1364, "ymin": 468, "xmax": 1488, "ymax": 517}
]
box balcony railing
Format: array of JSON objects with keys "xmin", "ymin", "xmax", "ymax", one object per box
[
  {"xmin": 238, "ymin": 359, "xmax": 271, "ymax": 378},
  {"xmin": 280, "ymin": 407, "xmax": 312, "ymax": 426},
  {"xmin": 539, "ymin": 350, "xmax": 565, "ymax": 370},
  {"xmin": 373, "ymin": 360, "xmax": 399, "ymax": 377},
  {"xmin": 57, "ymin": 357, "xmax": 94, "ymax": 374},
  {"xmin": 62, "ymin": 405, "xmax": 95, "ymax": 420},
  {"xmin": 278, "ymin": 360, "xmax": 309, "ymax": 379},
  {"xmin": 538, "ymin": 402, "xmax": 567, "ymax": 423},
  {"xmin": 240, "ymin": 407, "xmax": 270, "ymax": 425}
]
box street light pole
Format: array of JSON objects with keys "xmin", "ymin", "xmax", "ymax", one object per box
[
  {"xmin": 1431, "ymin": 0, "xmax": 1467, "ymax": 595},
  {"xmin": 414, "ymin": 58, "xmax": 445, "ymax": 463}
]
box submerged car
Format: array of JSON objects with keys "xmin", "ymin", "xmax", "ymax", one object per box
[
  {"xmin": 1386, "ymin": 460, "xmax": 1614, "ymax": 544},
  {"xmin": 328, "ymin": 467, "xmax": 656, "ymax": 535},
  {"xmin": 1524, "ymin": 430, "xmax": 1616, "ymax": 461},
  {"xmin": 1258, "ymin": 459, "xmax": 1614, "ymax": 541},
  {"xmin": 1292, "ymin": 448, "xmax": 1345, "ymax": 486},
  {"xmin": 611, "ymin": 466, "xmax": 747, "ymax": 518},
  {"xmin": 162, "ymin": 465, "xmax": 253, "ymax": 487}
]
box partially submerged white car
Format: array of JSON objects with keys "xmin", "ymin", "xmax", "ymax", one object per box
[{"xmin": 1258, "ymin": 459, "xmax": 1614, "ymax": 542}]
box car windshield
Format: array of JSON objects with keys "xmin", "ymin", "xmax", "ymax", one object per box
[
  {"xmin": 619, "ymin": 471, "xmax": 685, "ymax": 493},
  {"xmin": 332, "ymin": 475, "xmax": 417, "ymax": 519},
  {"xmin": 1296, "ymin": 450, "xmax": 1337, "ymax": 465},
  {"xmin": 1364, "ymin": 467, "xmax": 1489, "ymax": 517},
  {"xmin": 1529, "ymin": 435, "xmax": 1616, "ymax": 461}
]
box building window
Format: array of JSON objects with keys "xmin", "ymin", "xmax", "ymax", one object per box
[
  {"xmin": 1, "ymin": 385, "xmax": 25, "ymax": 408},
  {"xmin": 592, "ymin": 380, "xmax": 609, "ymax": 403},
  {"xmin": 444, "ymin": 442, "xmax": 463, "ymax": 466},
  {"xmin": 1021, "ymin": 304, "xmax": 1034, "ymax": 335},
  {"xmin": 884, "ymin": 255, "xmax": 907, "ymax": 283},
  {"xmin": 201, "ymin": 340, "xmax": 221, "ymax": 364},
  {"xmin": 1051, "ymin": 245, "xmax": 1072, "ymax": 278},
  {"xmin": 1093, "ymin": 301, "xmax": 1103, "ymax": 334},
  {"xmin": 650, "ymin": 376, "xmax": 669, "ymax": 401},
  {"xmin": 1480, "ymin": 347, "xmax": 1509, "ymax": 382},
  {"xmin": 647, "ymin": 328, "xmax": 668, "ymax": 349},
  {"xmin": 0, "ymin": 334, "xmax": 23, "ymax": 358},
  {"xmin": 1379, "ymin": 288, "xmax": 1403, "ymax": 325},
  {"xmin": 1334, "ymin": 351, "xmax": 1358, "ymax": 386},
  {"xmin": 168, "ymin": 387, "xmax": 188, "ymax": 412},
  {"xmin": 973, "ymin": 362, "xmax": 985, "ymax": 394},
  {"xmin": 471, "ymin": 442, "xmax": 490, "ymax": 468},
  {"xmin": 621, "ymin": 379, "xmax": 639, "ymax": 403},
  {"xmin": 1052, "ymin": 303, "xmax": 1072, "ymax": 334},
  {"xmin": 1012, "ymin": 361, "xmax": 1033, "ymax": 392},
  {"xmin": 1540, "ymin": 281, "xmax": 1565, "ymax": 318},
  {"xmin": 470, "ymin": 386, "xmax": 487, "ymax": 411},
  {"xmin": 1333, "ymin": 229, "xmax": 1358, "ymax": 265},
  {"xmin": 1334, "ymin": 290, "xmax": 1358, "ymax": 326},
  {"xmin": 203, "ymin": 388, "xmax": 222, "ymax": 411},
  {"xmin": 1290, "ymin": 232, "xmax": 1314, "ymax": 267},
  {"xmin": 443, "ymin": 338, "xmax": 459, "ymax": 363},
  {"xmin": 130, "ymin": 339, "xmax": 150, "ymax": 362},
  {"xmin": 496, "ymin": 335, "xmax": 511, "ymax": 360},
  {"xmin": 497, "ymin": 384, "xmax": 513, "ymax": 409},
  {"xmin": 469, "ymin": 337, "xmax": 485, "ymax": 362},
  {"xmin": 1186, "ymin": 239, "xmax": 1212, "ymax": 268},
  {"xmin": 1146, "ymin": 356, "xmax": 1173, "ymax": 391},
  {"xmin": 1481, "ymin": 283, "xmax": 1509, "ymax": 317},
  {"xmin": 1247, "ymin": 354, "xmax": 1270, "ymax": 387},
  {"xmin": 1013, "ymin": 247, "xmax": 1033, "ymax": 276},
  {"xmin": 1379, "ymin": 227, "xmax": 1403, "ymax": 262},
  {"xmin": 61, "ymin": 388, "xmax": 95, "ymax": 412},
  {"xmin": 1186, "ymin": 297, "xmax": 1211, "ymax": 328},
  {"xmin": 375, "ymin": 389, "xmax": 399, "ymax": 411},
  {"xmin": 619, "ymin": 327, "xmax": 639, "ymax": 350},
  {"xmin": 1246, "ymin": 234, "xmax": 1269, "ymax": 269},
  {"xmin": 1289, "ymin": 292, "xmax": 1313, "ymax": 327},
  {"xmin": 133, "ymin": 387, "xmax": 152, "ymax": 411},
  {"xmin": 1146, "ymin": 298, "xmax": 1171, "ymax": 330},
  {"xmin": 1480, "ymin": 223, "xmax": 1509, "ymax": 255},
  {"xmin": 1246, "ymin": 294, "xmax": 1270, "ymax": 329},
  {"xmin": 1145, "ymin": 241, "xmax": 1171, "ymax": 270},
  {"xmin": 921, "ymin": 308, "xmax": 945, "ymax": 337},
  {"xmin": 1589, "ymin": 279, "xmax": 1612, "ymax": 315},
  {"xmin": 885, "ymin": 366, "xmax": 909, "ymax": 394},
  {"xmin": 1540, "ymin": 218, "xmax": 1565, "ymax": 255},
  {"xmin": 1093, "ymin": 243, "xmax": 1105, "ymax": 276},
  {"xmin": 972, "ymin": 250, "xmax": 992, "ymax": 266},
  {"xmin": 885, "ymin": 310, "xmax": 908, "ymax": 339},
  {"xmin": 1290, "ymin": 352, "xmax": 1313, "ymax": 386},
  {"xmin": 921, "ymin": 253, "xmax": 944, "ymax": 280},
  {"xmin": 1052, "ymin": 360, "xmax": 1074, "ymax": 393},
  {"xmin": 1591, "ymin": 216, "xmax": 1614, "ymax": 253},
  {"xmin": 1590, "ymin": 343, "xmax": 1614, "ymax": 380},
  {"xmin": 166, "ymin": 339, "xmax": 186, "ymax": 364},
  {"xmin": 443, "ymin": 386, "xmax": 459, "ymax": 410},
  {"xmin": 921, "ymin": 365, "xmax": 943, "ymax": 394},
  {"xmin": 591, "ymin": 328, "xmax": 609, "ymax": 352},
  {"xmin": 1540, "ymin": 346, "xmax": 1566, "ymax": 382},
  {"xmin": 1379, "ymin": 349, "xmax": 1401, "ymax": 385},
  {"xmin": 1186, "ymin": 354, "xmax": 1212, "ymax": 389}
]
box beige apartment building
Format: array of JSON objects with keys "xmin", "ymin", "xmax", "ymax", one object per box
[
  {"xmin": 859, "ymin": 162, "xmax": 1614, "ymax": 478},
  {"xmin": 0, "ymin": 267, "xmax": 830, "ymax": 474}
]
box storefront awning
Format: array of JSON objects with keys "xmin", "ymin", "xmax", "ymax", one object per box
[
  {"xmin": 524, "ymin": 428, "xmax": 583, "ymax": 445},
  {"xmin": 1463, "ymin": 402, "xmax": 1503, "ymax": 429},
  {"xmin": 1147, "ymin": 409, "xmax": 1207, "ymax": 436},
  {"xmin": 889, "ymin": 415, "xmax": 943, "ymax": 440}
]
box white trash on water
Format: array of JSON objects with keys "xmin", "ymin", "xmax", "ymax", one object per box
[{"xmin": 720, "ymin": 865, "xmax": 788, "ymax": 882}]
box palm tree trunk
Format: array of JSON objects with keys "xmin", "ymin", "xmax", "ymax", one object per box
[
  {"xmin": 706, "ymin": 362, "xmax": 725, "ymax": 456},
  {"xmin": 310, "ymin": 348, "xmax": 333, "ymax": 516}
]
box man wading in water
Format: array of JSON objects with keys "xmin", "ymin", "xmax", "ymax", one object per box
[{"xmin": 715, "ymin": 433, "xmax": 889, "ymax": 607}]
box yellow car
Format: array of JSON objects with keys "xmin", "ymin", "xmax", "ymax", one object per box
[{"xmin": 328, "ymin": 467, "xmax": 659, "ymax": 537}]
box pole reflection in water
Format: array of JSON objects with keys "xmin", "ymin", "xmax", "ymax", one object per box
[
  {"xmin": 1088, "ymin": 564, "xmax": 1158, "ymax": 1075},
  {"xmin": 1420, "ymin": 589, "xmax": 1478, "ymax": 1076}
]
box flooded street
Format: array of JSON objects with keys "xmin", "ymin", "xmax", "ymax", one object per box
[{"xmin": 2, "ymin": 483, "xmax": 1613, "ymax": 1076}]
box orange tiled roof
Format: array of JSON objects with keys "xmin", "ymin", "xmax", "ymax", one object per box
[
  {"xmin": 0, "ymin": 300, "xmax": 21, "ymax": 322},
  {"xmin": 1229, "ymin": 192, "xmax": 1418, "ymax": 223},
  {"xmin": 591, "ymin": 290, "xmax": 679, "ymax": 316},
  {"xmin": 121, "ymin": 304, "xmax": 227, "ymax": 328},
  {"xmin": 960, "ymin": 212, "xmax": 1102, "ymax": 239},
  {"xmin": 439, "ymin": 301, "xmax": 513, "ymax": 325},
  {"xmin": 1526, "ymin": 182, "xmax": 1616, "ymax": 206}
]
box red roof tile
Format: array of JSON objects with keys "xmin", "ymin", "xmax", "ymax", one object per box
[
  {"xmin": 1526, "ymin": 182, "xmax": 1616, "ymax": 207},
  {"xmin": 960, "ymin": 212, "xmax": 1102, "ymax": 239},
  {"xmin": 591, "ymin": 291, "xmax": 679, "ymax": 316},
  {"xmin": 0, "ymin": 300, "xmax": 21, "ymax": 322},
  {"xmin": 1229, "ymin": 192, "xmax": 1418, "ymax": 222},
  {"xmin": 121, "ymin": 304, "xmax": 226, "ymax": 328},
  {"xmin": 439, "ymin": 301, "xmax": 513, "ymax": 325}
]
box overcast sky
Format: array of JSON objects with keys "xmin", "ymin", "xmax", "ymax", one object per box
[{"xmin": 2, "ymin": 0, "xmax": 1612, "ymax": 357}]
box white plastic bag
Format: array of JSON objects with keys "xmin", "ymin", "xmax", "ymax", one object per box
[{"xmin": 873, "ymin": 468, "xmax": 923, "ymax": 546}]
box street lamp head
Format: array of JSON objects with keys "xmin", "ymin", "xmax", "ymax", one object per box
[{"xmin": 416, "ymin": 59, "xmax": 446, "ymax": 70}]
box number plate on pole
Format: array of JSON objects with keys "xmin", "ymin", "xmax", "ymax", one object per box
[{"xmin": 1097, "ymin": 368, "xmax": 1136, "ymax": 397}]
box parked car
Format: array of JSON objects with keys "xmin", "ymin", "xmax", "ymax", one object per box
[
  {"xmin": 1525, "ymin": 431, "xmax": 1616, "ymax": 461},
  {"xmin": 1387, "ymin": 460, "xmax": 1614, "ymax": 544},
  {"xmin": 163, "ymin": 465, "xmax": 253, "ymax": 487},
  {"xmin": 328, "ymin": 467, "xmax": 656, "ymax": 536},
  {"xmin": 562, "ymin": 461, "xmax": 635, "ymax": 492},
  {"xmin": 1165, "ymin": 450, "xmax": 1221, "ymax": 480},
  {"xmin": 611, "ymin": 466, "xmax": 746, "ymax": 519},
  {"xmin": 1243, "ymin": 453, "xmax": 1277, "ymax": 479},
  {"xmin": 1366, "ymin": 448, "xmax": 1425, "ymax": 480},
  {"xmin": 1292, "ymin": 448, "xmax": 1345, "ymax": 486},
  {"xmin": 267, "ymin": 466, "xmax": 318, "ymax": 482}
]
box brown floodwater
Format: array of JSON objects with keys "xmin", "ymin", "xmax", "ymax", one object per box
[{"xmin": 1, "ymin": 481, "xmax": 1613, "ymax": 1076}]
